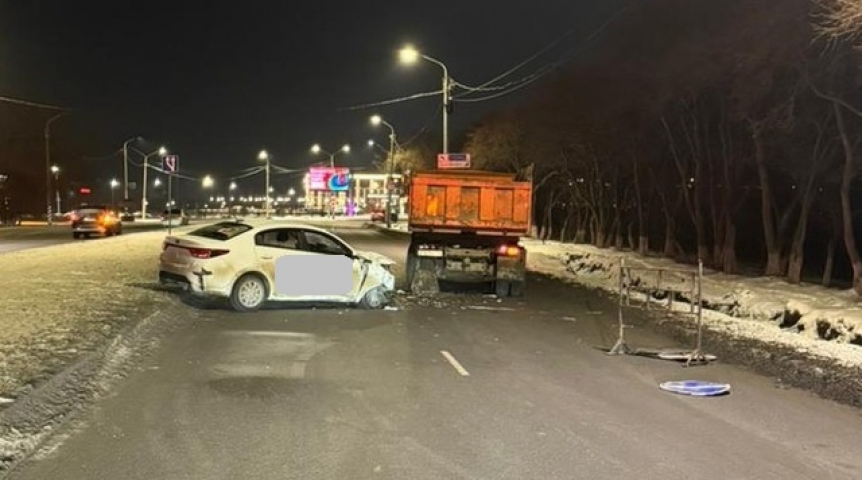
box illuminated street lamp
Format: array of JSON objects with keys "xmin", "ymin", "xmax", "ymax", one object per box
[
  {"xmin": 110, "ymin": 178, "xmax": 120, "ymax": 205},
  {"xmin": 310, "ymin": 143, "xmax": 350, "ymax": 168},
  {"xmin": 258, "ymin": 149, "xmax": 271, "ymax": 218},
  {"xmin": 370, "ymin": 114, "xmax": 398, "ymax": 228},
  {"xmin": 202, "ymin": 175, "xmax": 215, "ymax": 188},
  {"xmin": 398, "ymin": 44, "xmax": 451, "ymax": 153}
]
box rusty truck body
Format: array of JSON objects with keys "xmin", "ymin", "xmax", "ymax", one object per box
[{"xmin": 405, "ymin": 169, "xmax": 533, "ymax": 297}]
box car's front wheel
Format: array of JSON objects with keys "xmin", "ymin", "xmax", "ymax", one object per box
[
  {"xmin": 358, "ymin": 286, "xmax": 388, "ymax": 309},
  {"xmin": 229, "ymin": 274, "xmax": 268, "ymax": 312}
]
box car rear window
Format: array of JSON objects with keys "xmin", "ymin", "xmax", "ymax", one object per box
[{"xmin": 188, "ymin": 222, "xmax": 252, "ymax": 241}]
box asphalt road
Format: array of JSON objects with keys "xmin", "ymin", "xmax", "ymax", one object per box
[
  {"xmin": 5, "ymin": 226, "xmax": 862, "ymax": 480},
  {"xmin": 0, "ymin": 222, "xmax": 168, "ymax": 254}
]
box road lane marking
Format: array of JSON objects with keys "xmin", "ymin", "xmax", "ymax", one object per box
[{"xmin": 440, "ymin": 350, "xmax": 470, "ymax": 377}]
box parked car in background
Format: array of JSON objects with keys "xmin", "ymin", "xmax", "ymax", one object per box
[
  {"xmin": 161, "ymin": 208, "xmax": 190, "ymax": 227},
  {"xmin": 158, "ymin": 220, "xmax": 396, "ymax": 311},
  {"xmin": 71, "ymin": 205, "xmax": 123, "ymax": 238}
]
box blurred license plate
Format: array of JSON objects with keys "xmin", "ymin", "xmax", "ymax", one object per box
[{"xmin": 84, "ymin": 216, "xmax": 95, "ymax": 221}]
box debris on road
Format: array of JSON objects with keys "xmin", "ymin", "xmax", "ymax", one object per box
[{"xmin": 659, "ymin": 380, "xmax": 731, "ymax": 397}]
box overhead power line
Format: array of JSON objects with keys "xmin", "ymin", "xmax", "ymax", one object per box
[{"xmin": 0, "ymin": 95, "xmax": 68, "ymax": 110}]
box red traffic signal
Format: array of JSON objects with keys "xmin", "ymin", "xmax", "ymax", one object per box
[{"xmin": 78, "ymin": 187, "xmax": 92, "ymax": 195}]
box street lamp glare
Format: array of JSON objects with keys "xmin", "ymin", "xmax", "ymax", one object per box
[
  {"xmin": 110, "ymin": 179, "xmax": 119, "ymax": 188},
  {"xmin": 368, "ymin": 139, "xmax": 375, "ymax": 147},
  {"xmin": 370, "ymin": 115, "xmax": 382, "ymax": 126},
  {"xmin": 158, "ymin": 146, "xmax": 167, "ymax": 156},
  {"xmin": 202, "ymin": 175, "xmax": 214, "ymax": 188},
  {"xmin": 399, "ymin": 45, "xmax": 420, "ymax": 64},
  {"xmin": 311, "ymin": 144, "xmax": 321, "ymax": 154},
  {"xmin": 258, "ymin": 149, "xmax": 269, "ymax": 161},
  {"xmin": 51, "ymin": 165, "xmax": 59, "ymax": 173},
  {"xmin": 341, "ymin": 144, "xmax": 350, "ymax": 153}
]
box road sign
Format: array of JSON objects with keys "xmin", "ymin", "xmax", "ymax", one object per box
[
  {"xmin": 164, "ymin": 155, "xmax": 179, "ymax": 173},
  {"xmin": 437, "ymin": 153, "xmax": 470, "ymax": 169}
]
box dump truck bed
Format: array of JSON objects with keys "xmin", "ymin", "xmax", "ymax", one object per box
[{"xmin": 407, "ymin": 170, "xmax": 532, "ymax": 235}]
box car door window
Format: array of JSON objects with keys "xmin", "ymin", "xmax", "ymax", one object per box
[
  {"xmin": 300, "ymin": 231, "xmax": 350, "ymax": 256},
  {"xmin": 255, "ymin": 229, "xmax": 302, "ymax": 250}
]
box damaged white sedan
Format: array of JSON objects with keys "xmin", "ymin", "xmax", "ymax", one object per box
[{"xmin": 158, "ymin": 220, "xmax": 396, "ymax": 311}]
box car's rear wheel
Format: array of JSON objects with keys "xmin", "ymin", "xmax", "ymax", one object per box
[{"xmin": 229, "ymin": 274, "xmax": 268, "ymax": 312}]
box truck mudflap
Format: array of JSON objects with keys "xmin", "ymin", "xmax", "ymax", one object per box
[{"xmin": 496, "ymin": 255, "xmax": 526, "ymax": 281}]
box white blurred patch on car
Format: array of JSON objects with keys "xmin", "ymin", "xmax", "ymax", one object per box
[{"xmin": 275, "ymin": 254, "xmax": 354, "ymax": 296}]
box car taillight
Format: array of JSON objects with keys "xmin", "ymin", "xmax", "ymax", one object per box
[
  {"xmin": 187, "ymin": 248, "xmax": 229, "ymax": 259},
  {"xmin": 496, "ymin": 245, "xmax": 521, "ymax": 257}
]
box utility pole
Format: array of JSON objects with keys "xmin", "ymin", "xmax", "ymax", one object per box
[
  {"xmin": 442, "ymin": 73, "xmax": 449, "ymax": 154},
  {"xmin": 44, "ymin": 113, "xmax": 65, "ymax": 225},
  {"xmin": 142, "ymin": 156, "xmax": 148, "ymax": 218},
  {"xmin": 386, "ymin": 131, "xmax": 397, "ymax": 228}
]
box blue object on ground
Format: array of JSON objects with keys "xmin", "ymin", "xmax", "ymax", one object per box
[{"xmin": 659, "ymin": 380, "xmax": 731, "ymax": 397}]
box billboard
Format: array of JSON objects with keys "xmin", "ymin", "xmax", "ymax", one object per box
[{"xmin": 308, "ymin": 167, "xmax": 350, "ymax": 192}]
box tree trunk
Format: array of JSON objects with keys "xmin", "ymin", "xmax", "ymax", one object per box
[
  {"xmin": 786, "ymin": 167, "xmax": 819, "ymax": 285},
  {"xmin": 822, "ymin": 237, "xmax": 836, "ymax": 288},
  {"xmin": 833, "ymin": 102, "xmax": 862, "ymax": 293},
  {"xmin": 627, "ymin": 222, "xmax": 636, "ymax": 251},
  {"xmin": 575, "ymin": 210, "xmax": 587, "ymax": 243},
  {"xmin": 752, "ymin": 125, "xmax": 784, "ymax": 276},
  {"xmin": 663, "ymin": 215, "xmax": 676, "ymax": 258},
  {"xmin": 632, "ymin": 150, "xmax": 648, "ymax": 255},
  {"xmin": 722, "ymin": 216, "xmax": 738, "ymax": 274}
]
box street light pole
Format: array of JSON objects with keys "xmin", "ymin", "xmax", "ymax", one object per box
[
  {"xmin": 399, "ymin": 46, "xmax": 450, "ymax": 153},
  {"xmin": 140, "ymin": 146, "xmax": 167, "ymax": 218},
  {"xmin": 122, "ymin": 138, "xmax": 135, "ymax": 202},
  {"xmin": 51, "ymin": 166, "xmax": 61, "ymax": 215},
  {"xmin": 371, "ymin": 115, "xmax": 398, "ymax": 228},
  {"xmin": 44, "ymin": 112, "xmax": 65, "ymax": 225},
  {"xmin": 259, "ymin": 150, "xmax": 271, "ymax": 219}
]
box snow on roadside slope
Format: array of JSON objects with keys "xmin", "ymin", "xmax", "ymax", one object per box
[
  {"xmin": 0, "ymin": 231, "xmax": 173, "ymax": 398},
  {"xmin": 522, "ymin": 238, "xmax": 862, "ymax": 368}
]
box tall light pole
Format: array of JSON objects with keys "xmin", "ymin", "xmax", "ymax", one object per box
[
  {"xmin": 258, "ymin": 150, "xmax": 271, "ymax": 218},
  {"xmin": 371, "ymin": 115, "xmax": 398, "ymax": 228},
  {"xmin": 140, "ymin": 146, "xmax": 167, "ymax": 218},
  {"xmin": 310, "ymin": 143, "xmax": 351, "ymax": 168},
  {"xmin": 51, "ymin": 165, "xmax": 61, "ymax": 215},
  {"xmin": 399, "ymin": 45, "xmax": 451, "ymax": 154},
  {"xmin": 121, "ymin": 137, "xmax": 140, "ymax": 203},
  {"xmin": 45, "ymin": 112, "xmax": 66, "ymax": 225}
]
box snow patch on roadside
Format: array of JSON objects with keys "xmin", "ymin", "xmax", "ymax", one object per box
[{"xmin": 522, "ymin": 239, "xmax": 862, "ymax": 368}]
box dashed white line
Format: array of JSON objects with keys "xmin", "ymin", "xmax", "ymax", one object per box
[{"xmin": 440, "ymin": 350, "xmax": 470, "ymax": 377}]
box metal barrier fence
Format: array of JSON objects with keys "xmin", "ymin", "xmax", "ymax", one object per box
[{"xmin": 608, "ymin": 258, "xmax": 710, "ymax": 367}]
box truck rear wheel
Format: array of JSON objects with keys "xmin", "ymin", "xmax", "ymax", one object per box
[
  {"xmin": 509, "ymin": 281, "xmax": 525, "ymax": 298},
  {"xmin": 495, "ymin": 280, "xmax": 510, "ymax": 298},
  {"xmin": 496, "ymin": 280, "xmax": 525, "ymax": 298}
]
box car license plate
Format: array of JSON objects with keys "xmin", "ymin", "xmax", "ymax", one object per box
[{"xmin": 84, "ymin": 216, "xmax": 95, "ymax": 221}]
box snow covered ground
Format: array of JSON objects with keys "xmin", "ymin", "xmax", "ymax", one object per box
[
  {"xmin": 0, "ymin": 231, "xmax": 179, "ymax": 400},
  {"xmin": 378, "ymin": 222, "xmax": 862, "ymax": 368}
]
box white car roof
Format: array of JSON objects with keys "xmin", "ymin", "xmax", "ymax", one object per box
[{"xmin": 223, "ymin": 218, "xmax": 332, "ymax": 234}]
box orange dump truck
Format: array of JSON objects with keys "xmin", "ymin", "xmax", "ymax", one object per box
[{"xmin": 405, "ymin": 170, "xmax": 533, "ymax": 297}]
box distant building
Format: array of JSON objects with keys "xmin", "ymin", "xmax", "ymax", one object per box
[{"xmin": 303, "ymin": 171, "xmax": 405, "ymax": 215}]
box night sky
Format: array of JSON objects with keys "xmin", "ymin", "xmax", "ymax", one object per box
[{"xmin": 0, "ymin": 0, "xmax": 629, "ymax": 189}]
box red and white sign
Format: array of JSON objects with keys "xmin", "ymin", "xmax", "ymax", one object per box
[
  {"xmin": 437, "ymin": 153, "xmax": 470, "ymax": 169},
  {"xmin": 308, "ymin": 167, "xmax": 350, "ymax": 191}
]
